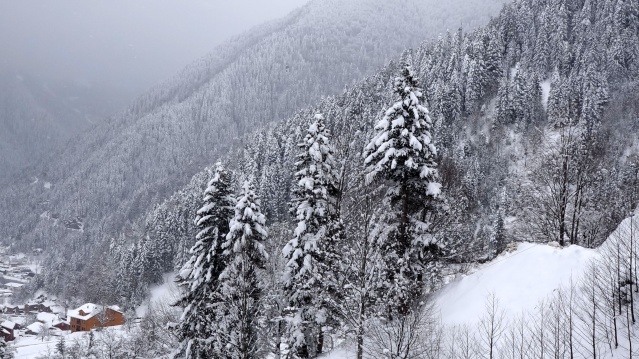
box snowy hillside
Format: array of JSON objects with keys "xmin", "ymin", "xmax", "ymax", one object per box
[
  {"xmin": 318, "ymin": 213, "xmax": 639, "ymax": 359},
  {"xmin": 0, "ymin": 72, "xmax": 122, "ymax": 182},
  {"xmin": 0, "ymin": 0, "xmax": 510, "ymax": 305},
  {"xmin": 435, "ymin": 242, "xmax": 599, "ymax": 326}
]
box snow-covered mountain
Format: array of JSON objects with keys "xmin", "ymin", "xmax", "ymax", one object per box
[
  {"xmin": 0, "ymin": 72, "xmax": 125, "ymax": 182},
  {"xmin": 2, "ymin": 0, "xmax": 639, "ymax": 357},
  {"xmin": 0, "ymin": 0, "xmax": 508, "ymax": 290}
]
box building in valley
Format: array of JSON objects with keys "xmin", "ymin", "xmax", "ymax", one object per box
[{"xmin": 68, "ymin": 303, "xmax": 125, "ymax": 332}]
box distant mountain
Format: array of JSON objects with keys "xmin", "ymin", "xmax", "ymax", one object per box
[
  {"xmin": 0, "ymin": 72, "xmax": 128, "ymax": 182},
  {"xmin": 0, "ymin": 0, "xmax": 509, "ymax": 255}
]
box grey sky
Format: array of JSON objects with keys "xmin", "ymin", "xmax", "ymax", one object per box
[{"xmin": 0, "ymin": 0, "xmax": 309, "ymax": 97}]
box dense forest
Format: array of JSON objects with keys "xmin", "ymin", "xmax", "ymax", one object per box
[{"xmin": 0, "ymin": 0, "xmax": 509, "ymax": 301}]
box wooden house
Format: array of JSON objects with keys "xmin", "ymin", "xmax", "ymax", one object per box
[
  {"xmin": 25, "ymin": 302, "xmax": 52, "ymax": 313},
  {"xmin": 4, "ymin": 305, "xmax": 18, "ymax": 314},
  {"xmin": 1, "ymin": 321, "xmax": 18, "ymax": 341},
  {"xmin": 68, "ymin": 303, "xmax": 125, "ymax": 332}
]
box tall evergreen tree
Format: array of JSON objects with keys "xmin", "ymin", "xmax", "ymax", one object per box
[
  {"xmin": 363, "ymin": 63, "xmax": 442, "ymax": 314},
  {"xmin": 218, "ymin": 181, "xmax": 270, "ymax": 359},
  {"xmin": 174, "ymin": 162, "xmax": 235, "ymax": 359},
  {"xmin": 282, "ymin": 114, "xmax": 341, "ymax": 358}
]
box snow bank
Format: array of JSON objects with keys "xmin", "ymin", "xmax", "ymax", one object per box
[{"xmin": 434, "ymin": 242, "xmax": 599, "ymax": 326}]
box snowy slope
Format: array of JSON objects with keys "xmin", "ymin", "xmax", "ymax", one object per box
[
  {"xmin": 323, "ymin": 214, "xmax": 639, "ymax": 358},
  {"xmin": 434, "ymin": 242, "xmax": 599, "ymax": 326}
]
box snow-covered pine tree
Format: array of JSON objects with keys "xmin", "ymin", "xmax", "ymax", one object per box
[
  {"xmin": 282, "ymin": 113, "xmax": 341, "ymax": 358},
  {"xmin": 363, "ymin": 63, "xmax": 442, "ymax": 314},
  {"xmin": 0, "ymin": 337, "xmax": 12, "ymax": 359},
  {"xmin": 218, "ymin": 181, "xmax": 270, "ymax": 359},
  {"xmin": 174, "ymin": 162, "xmax": 235, "ymax": 359}
]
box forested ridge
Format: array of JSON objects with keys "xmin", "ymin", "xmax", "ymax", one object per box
[
  {"xmin": 0, "ymin": 0, "xmax": 508, "ymax": 299},
  {"xmin": 111, "ymin": 0, "xmax": 639, "ymax": 306},
  {"xmin": 111, "ymin": 0, "xmax": 639, "ymax": 355}
]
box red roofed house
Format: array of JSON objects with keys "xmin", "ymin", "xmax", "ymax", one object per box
[{"xmin": 68, "ymin": 304, "xmax": 125, "ymax": 332}]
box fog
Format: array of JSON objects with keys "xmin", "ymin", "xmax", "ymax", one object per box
[{"xmin": 0, "ymin": 0, "xmax": 309, "ymax": 100}]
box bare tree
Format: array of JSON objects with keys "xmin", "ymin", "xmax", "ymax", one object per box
[
  {"xmin": 327, "ymin": 177, "xmax": 385, "ymax": 359},
  {"xmin": 500, "ymin": 313, "xmax": 530, "ymax": 359},
  {"xmin": 477, "ymin": 292, "xmax": 506, "ymax": 359},
  {"xmin": 446, "ymin": 324, "xmax": 479, "ymax": 359},
  {"xmin": 575, "ymin": 262, "xmax": 604, "ymax": 358},
  {"xmin": 530, "ymin": 298, "xmax": 549, "ymax": 359},
  {"xmin": 364, "ymin": 304, "xmax": 440, "ymax": 359}
]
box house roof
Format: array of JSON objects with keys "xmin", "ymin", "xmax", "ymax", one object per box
[
  {"xmin": 50, "ymin": 305, "xmax": 65, "ymax": 314},
  {"xmin": 107, "ymin": 305, "xmax": 122, "ymax": 313},
  {"xmin": 26, "ymin": 322, "xmax": 43, "ymax": 334},
  {"xmin": 68, "ymin": 303, "xmax": 101, "ymax": 320},
  {"xmin": 1, "ymin": 321, "xmax": 16, "ymax": 330},
  {"xmin": 36, "ymin": 312, "xmax": 58, "ymax": 326}
]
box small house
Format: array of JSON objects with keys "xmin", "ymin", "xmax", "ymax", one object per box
[
  {"xmin": 25, "ymin": 322, "xmax": 43, "ymax": 336},
  {"xmin": 4, "ymin": 305, "xmax": 18, "ymax": 314},
  {"xmin": 1, "ymin": 320, "xmax": 18, "ymax": 341},
  {"xmin": 68, "ymin": 303, "xmax": 125, "ymax": 332}
]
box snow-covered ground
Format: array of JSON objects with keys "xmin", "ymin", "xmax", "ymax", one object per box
[
  {"xmin": 14, "ymin": 335, "xmax": 64, "ymax": 359},
  {"xmin": 136, "ymin": 272, "xmax": 178, "ymax": 317},
  {"xmin": 435, "ymin": 242, "xmax": 599, "ymax": 326}
]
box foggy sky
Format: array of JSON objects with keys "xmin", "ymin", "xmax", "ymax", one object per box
[{"xmin": 0, "ymin": 0, "xmax": 309, "ymax": 98}]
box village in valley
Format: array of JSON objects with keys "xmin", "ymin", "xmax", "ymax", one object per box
[{"xmin": 0, "ymin": 248, "xmax": 126, "ymax": 358}]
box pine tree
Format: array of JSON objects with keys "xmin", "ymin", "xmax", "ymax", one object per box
[
  {"xmin": 174, "ymin": 162, "xmax": 235, "ymax": 359},
  {"xmin": 218, "ymin": 181, "xmax": 270, "ymax": 359},
  {"xmin": 363, "ymin": 63, "xmax": 442, "ymax": 314},
  {"xmin": 55, "ymin": 336, "xmax": 65, "ymax": 358},
  {"xmin": 0, "ymin": 337, "xmax": 12, "ymax": 359},
  {"xmin": 282, "ymin": 114, "xmax": 341, "ymax": 358}
]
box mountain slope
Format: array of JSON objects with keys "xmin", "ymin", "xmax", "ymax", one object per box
[
  {"xmin": 103, "ymin": 0, "xmax": 639, "ymax": 306},
  {"xmin": 0, "ymin": 73, "xmax": 123, "ymax": 182},
  {"xmin": 0, "ymin": 0, "xmax": 509, "ymax": 254},
  {"xmin": 322, "ymin": 213, "xmax": 639, "ymax": 358}
]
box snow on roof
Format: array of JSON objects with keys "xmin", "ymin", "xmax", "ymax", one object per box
[
  {"xmin": 50, "ymin": 305, "xmax": 65, "ymax": 314},
  {"xmin": 68, "ymin": 303, "xmax": 102, "ymax": 320},
  {"xmin": 26, "ymin": 322, "xmax": 43, "ymax": 334},
  {"xmin": 107, "ymin": 305, "xmax": 122, "ymax": 313},
  {"xmin": 36, "ymin": 312, "xmax": 58, "ymax": 325},
  {"xmin": 5, "ymin": 283, "xmax": 24, "ymax": 288},
  {"xmin": 1, "ymin": 321, "xmax": 16, "ymax": 330}
]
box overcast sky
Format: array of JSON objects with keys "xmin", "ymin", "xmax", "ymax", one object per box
[{"xmin": 0, "ymin": 0, "xmax": 309, "ymax": 97}]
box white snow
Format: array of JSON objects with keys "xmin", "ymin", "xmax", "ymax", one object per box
[
  {"xmin": 43, "ymin": 182, "xmax": 51, "ymax": 189},
  {"xmin": 136, "ymin": 272, "xmax": 178, "ymax": 317},
  {"xmin": 435, "ymin": 242, "xmax": 598, "ymax": 326},
  {"xmin": 68, "ymin": 303, "xmax": 101, "ymax": 320},
  {"xmin": 540, "ymin": 78, "xmax": 551, "ymax": 110}
]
